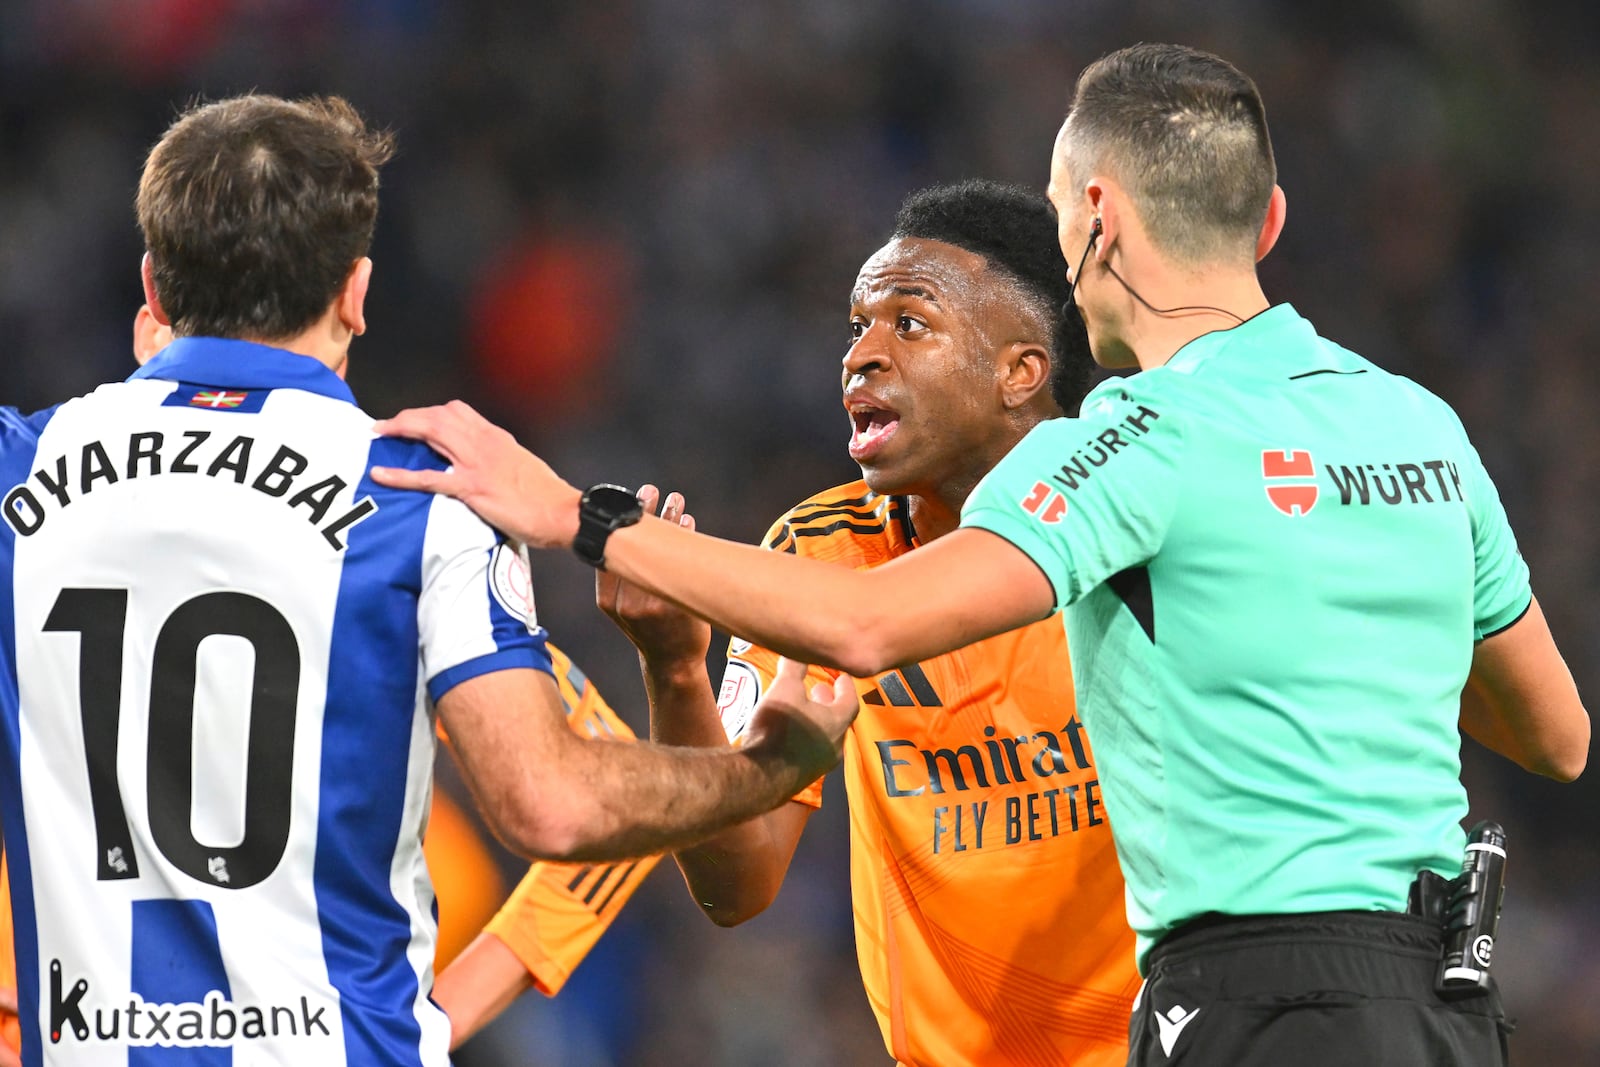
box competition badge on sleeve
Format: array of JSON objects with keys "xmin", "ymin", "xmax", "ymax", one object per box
[
  {"xmin": 717, "ymin": 661, "xmax": 762, "ymax": 742},
  {"xmin": 489, "ymin": 542, "xmax": 540, "ymax": 632}
]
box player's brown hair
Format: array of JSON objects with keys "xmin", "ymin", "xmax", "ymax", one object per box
[
  {"xmin": 1061, "ymin": 43, "xmax": 1275, "ymax": 267},
  {"xmin": 137, "ymin": 94, "xmax": 395, "ymax": 342}
]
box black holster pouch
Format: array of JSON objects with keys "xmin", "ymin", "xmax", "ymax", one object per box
[{"xmin": 1406, "ymin": 868, "xmax": 1451, "ymax": 925}]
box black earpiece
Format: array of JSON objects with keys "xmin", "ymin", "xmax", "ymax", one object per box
[{"xmin": 1090, "ymin": 217, "xmax": 1103, "ymax": 241}]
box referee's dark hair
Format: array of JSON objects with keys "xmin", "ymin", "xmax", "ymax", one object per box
[
  {"xmin": 138, "ymin": 94, "xmax": 395, "ymax": 342},
  {"xmin": 1062, "ymin": 43, "xmax": 1275, "ymax": 268},
  {"xmin": 891, "ymin": 179, "xmax": 1092, "ymax": 415}
]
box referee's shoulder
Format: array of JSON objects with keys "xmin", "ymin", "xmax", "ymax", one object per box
[
  {"xmin": 1373, "ymin": 366, "xmax": 1472, "ymax": 431},
  {"xmin": 1077, "ymin": 368, "xmax": 1185, "ymax": 422}
]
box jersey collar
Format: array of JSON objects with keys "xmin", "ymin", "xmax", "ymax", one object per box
[
  {"xmin": 128, "ymin": 337, "xmax": 357, "ymax": 405},
  {"xmin": 1163, "ymin": 302, "xmax": 1307, "ymax": 373}
]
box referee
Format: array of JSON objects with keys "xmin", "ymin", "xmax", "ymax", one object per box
[{"xmin": 376, "ymin": 44, "xmax": 1590, "ymax": 1066}]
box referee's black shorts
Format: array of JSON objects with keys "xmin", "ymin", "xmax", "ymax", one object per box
[{"xmin": 1128, "ymin": 911, "xmax": 1512, "ymax": 1066}]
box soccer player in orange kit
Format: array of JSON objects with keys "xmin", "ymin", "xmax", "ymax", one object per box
[{"xmin": 600, "ymin": 181, "xmax": 1139, "ymax": 1067}]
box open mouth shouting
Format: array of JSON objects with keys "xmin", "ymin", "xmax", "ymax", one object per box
[{"xmin": 848, "ymin": 399, "xmax": 901, "ymax": 462}]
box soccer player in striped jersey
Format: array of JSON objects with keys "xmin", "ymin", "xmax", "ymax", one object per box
[
  {"xmin": 0, "ymin": 94, "xmax": 855, "ymax": 1067},
  {"xmin": 595, "ymin": 181, "xmax": 1139, "ymax": 1066},
  {"xmin": 0, "ymin": 644, "xmax": 658, "ymax": 1059}
]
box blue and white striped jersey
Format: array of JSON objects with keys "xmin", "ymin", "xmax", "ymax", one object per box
[{"xmin": 0, "ymin": 337, "xmax": 553, "ymax": 1067}]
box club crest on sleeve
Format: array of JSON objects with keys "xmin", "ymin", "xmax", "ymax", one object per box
[
  {"xmin": 1020, "ymin": 480, "xmax": 1068, "ymax": 524},
  {"xmin": 717, "ymin": 661, "xmax": 762, "ymax": 742},
  {"xmin": 489, "ymin": 542, "xmax": 539, "ymax": 630},
  {"xmin": 1262, "ymin": 449, "xmax": 1318, "ymax": 516}
]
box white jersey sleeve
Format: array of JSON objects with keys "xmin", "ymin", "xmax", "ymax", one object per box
[{"xmin": 419, "ymin": 497, "xmax": 552, "ymax": 701}]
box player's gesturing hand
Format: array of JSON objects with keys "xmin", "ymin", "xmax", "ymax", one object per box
[
  {"xmin": 0, "ymin": 985, "xmax": 20, "ymax": 1067},
  {"xmin": 743, "ymin": 658, "xmax": 859, "ymax": 785},
  {"xmin": 597, "ymin": 486, "xmax": 711, "ymax": 666},
  {"xmin": 370, "ymin": 401, "xmax": 582, "ymax": 549}
]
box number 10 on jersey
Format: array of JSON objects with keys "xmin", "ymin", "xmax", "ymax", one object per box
[{"xmin": 44, "ymin": 588, "xmax": 301, "ymax": 890}]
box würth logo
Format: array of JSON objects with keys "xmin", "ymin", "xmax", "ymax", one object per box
[
  {"xmin": 1020, "ymin": 481, "xmax": 1068, "ymax": 524},
  {"xmin": 1262, "ymin": 449, "xmax": 1318, "ymax": 516}
]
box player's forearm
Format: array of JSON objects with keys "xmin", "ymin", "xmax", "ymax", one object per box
[
  {"xmin": 672, "ymin": 817, "xmax": 790, "ymax": 926},
  {"xmin": 640, "ymin": 655, "xmax": 727, "ymax": 749},
  {"xmin": 432, "ymin": 934, "xmax": 534, "ymax": 1050},
  {"xmin": 636, "ymin": 661, "xmax": 795, "ymax": 922},
  {"xmin": 528, "ymin": 730, "xmax": 821, "ymax": 863}
]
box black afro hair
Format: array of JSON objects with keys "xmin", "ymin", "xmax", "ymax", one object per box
[{"xmin": 891, "ymin": 179, "xmax": 1093, "ymax": 413}]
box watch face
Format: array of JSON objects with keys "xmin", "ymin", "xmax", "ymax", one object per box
[
  {"xmin": 575, "ymin": 483, "xmax": 643, "ymax": 567},
  {"xmin": 583, "ymin": 484, "xmax": 642, "ymax": 522}
]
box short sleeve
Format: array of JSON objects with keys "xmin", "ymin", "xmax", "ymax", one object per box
[
  {"xmin": 548, "ymin": 644, "xmax": 638, "ymax": 739},
  {"xmin": 1459, "ymin": 443, "xmax": 1532, "ymax": 639},
  {"xmin": 961, "ymin": 387, "xmax": 1185, "ymax": 609},
  {"xmin": 486, "ymin": 853, "xmax": 660, "ymax": 997},
  {"xmin": 419, "ymin": 496, "xmax": 554, "ymax": 701}
]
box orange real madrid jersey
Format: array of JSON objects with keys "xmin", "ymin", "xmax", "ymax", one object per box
[
  {"xmin": 717, "ymin": 482, "xmax": 1138, "ymax": 1067},
  {"xmin": 481, "ymin": 644, "xmax": 658, "ymax": 996}
]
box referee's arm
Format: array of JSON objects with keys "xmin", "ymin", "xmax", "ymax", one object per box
[{"xmin": 1459, "ymin": 595, "xmax": 1589, "ymax": 781}]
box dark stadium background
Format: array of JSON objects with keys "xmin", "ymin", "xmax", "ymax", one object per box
[{"xmin": 4, "ymin": 1, "xmax": 1597, "ymax": 1062}]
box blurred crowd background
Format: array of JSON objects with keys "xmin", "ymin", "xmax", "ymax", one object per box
[{"xmin": 4, "ymin": 0, "xmax": 1599, "ymax": 1062}]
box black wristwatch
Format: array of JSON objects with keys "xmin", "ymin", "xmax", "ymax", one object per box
[{"xmin": 572, "ymin": 483, "xmax": 644, "ymax": 568}]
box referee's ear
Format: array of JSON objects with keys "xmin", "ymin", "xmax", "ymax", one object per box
[{"xmin": 1256, "ymin": 185, "xmax": 1287, "ymax": 264}]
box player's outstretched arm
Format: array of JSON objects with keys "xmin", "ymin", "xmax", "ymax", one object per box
[
  {"xmin": 371, "ymin": 402, "xmax": 1054, "ymax": 674},
  {"xmin": 596, "ymin": 486, "xmax": 809, "ymax": 925},
  {"xmin": 1459, "ymin": 596, "xmax": 1589, "ymax": 781},
  {"xmin": 0, "ymin": 984, "xmax": 19, "ymax": 1067},
  {"xmin": 437, "ymin": 660, "xmax": 856, "ymax": 863}
]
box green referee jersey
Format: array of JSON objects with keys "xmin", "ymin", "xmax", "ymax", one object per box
[{"xmin": 963, "ymin": 304, "xmax": 1531, "ymax": 971}]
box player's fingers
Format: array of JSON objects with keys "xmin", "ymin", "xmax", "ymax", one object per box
[
  {"xmin": 771, "ymin": 656, "xmax": 807, "ymax": 695},
  {"xmin": 680, "ymin": 512, "xmax": 696, "ymax": 531},
  {"xmin": 369, "ymin": 465, "xmax": 452, "ymax": 494},
  {"xmin": 832, "ymin": 675, "xmax": 857, "ymax": 710},
  {"xmin": 660, "ymin": 491, "xmax": 686, "ymax": 524}
]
